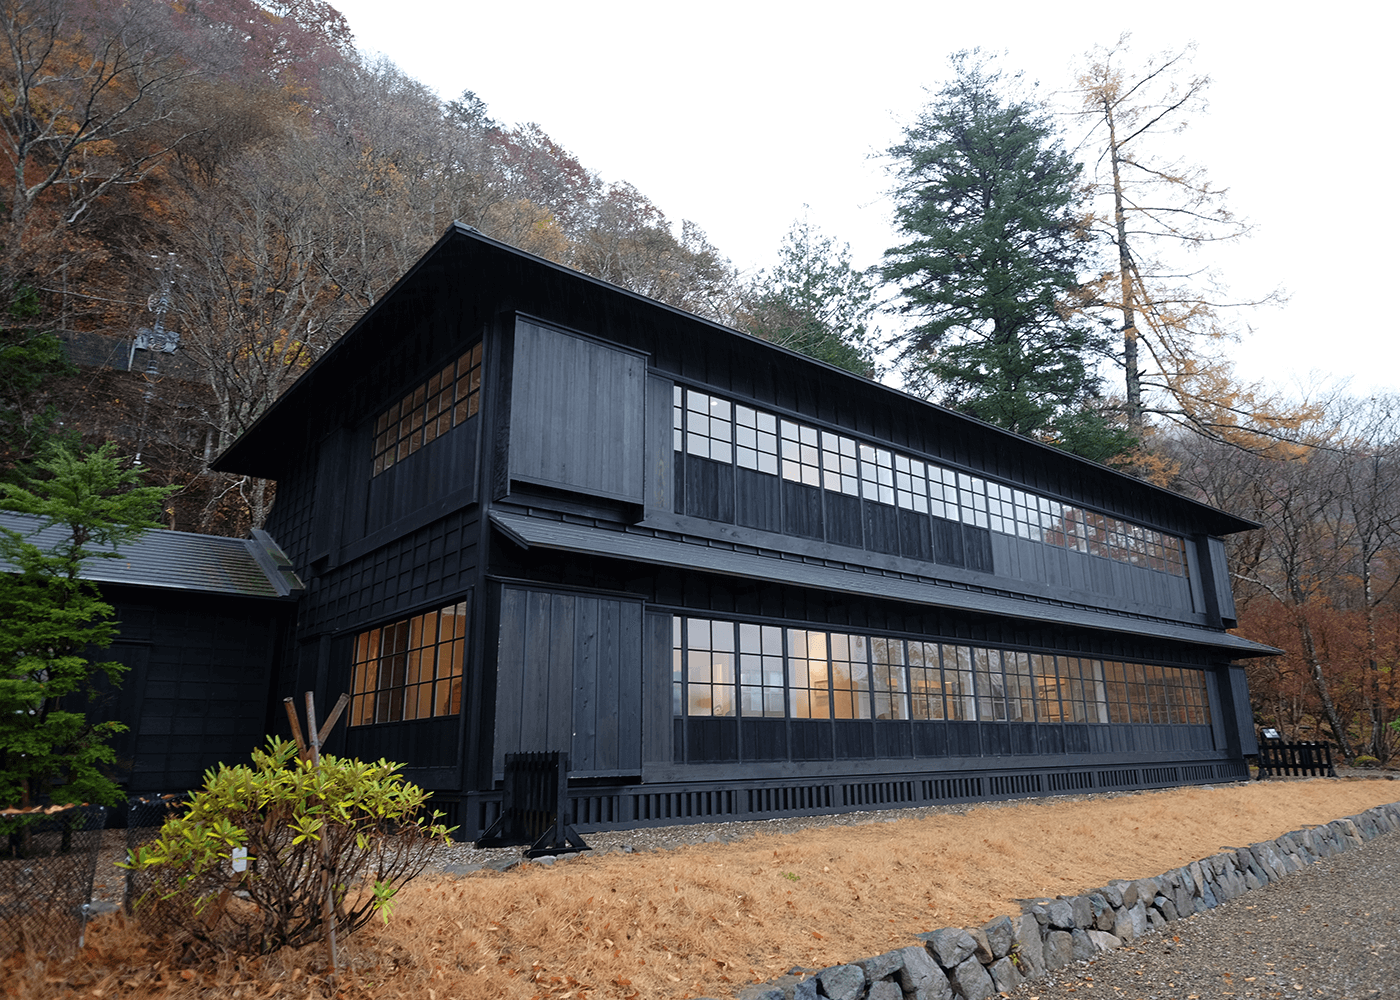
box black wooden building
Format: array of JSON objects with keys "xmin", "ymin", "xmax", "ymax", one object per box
[
  {"xmin": 214, "ymin": 224, "xmax": 1275, "ymax": 837},
  {"xmin": 0, "ymin": 512, "xmax": 302, "ymax": 795}
]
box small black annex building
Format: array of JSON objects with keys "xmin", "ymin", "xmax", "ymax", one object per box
[
  {"xmin": 0, "ymin": 512, "xmax": 302, "ymax": 795},
  {"xmin": 213, "ymin": 224, "xmax": 1275, "ymax": 838}
]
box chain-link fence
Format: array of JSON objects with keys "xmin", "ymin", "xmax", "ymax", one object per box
[
  {"xmin": 123, "ymin": 793, "xmax": 192, "ymax": 939},
  {"xmin": 0, "ymin": 804, "xmax": 108, "ymax": 958}
]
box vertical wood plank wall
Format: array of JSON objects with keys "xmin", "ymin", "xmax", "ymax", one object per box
[
  {"xmin": 508, "ymin": 319, "xmax": 646, "ymax": 503},
  {"xmin": 494, "ymin": 586, "xmax": 645, "ymax": 777}
]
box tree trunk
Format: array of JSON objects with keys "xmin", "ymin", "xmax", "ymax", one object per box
[
  {"xmin": 1102, "ymin": 97, "xmax": 1142, "ymax": 438},
  {"xmin": 1294, "ymin": 609, "xmax": 1353, "ymax": 758}
]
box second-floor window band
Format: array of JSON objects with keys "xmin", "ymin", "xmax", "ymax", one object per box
[
  {"xmin": 372, "ymin": 342, "xmax": 482, "ymax": 476},
  {"xmin": 670, "ymin": 385, "xmax": 1189, "ymax": 578}
]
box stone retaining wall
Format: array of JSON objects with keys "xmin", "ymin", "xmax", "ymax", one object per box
[{"xmin": 735, "ymin": 800, "xmax": 1400, "ymax": 1000}]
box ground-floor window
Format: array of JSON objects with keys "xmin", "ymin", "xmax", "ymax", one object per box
[
  {"xmin": 671, "ymin": 615, "xmax": 1209, "ymax": 726},
  {"xmin": 349, "ymin": 600, "xmax": 468, "ymax": 725}
]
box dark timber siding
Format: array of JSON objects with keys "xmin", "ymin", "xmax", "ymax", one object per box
[
  {"xmin": 494, "ymin": 586, "xmax": 644, "ymax": 778},
  {"xmin": 508, "ymin": 319, "xmax": 645, "ymax": 503},
  {"xmin": 364, "ymin": 418, "xmax": 478, "ymax": 536},
  {"xmin": 88, "ymin": 589, "xmax": 285, "ymax": 794}
]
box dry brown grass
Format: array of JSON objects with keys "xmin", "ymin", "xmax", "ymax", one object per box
[{"xmin": 5, "ymin": 779, "xmax": 1397, "ymax": 1000}]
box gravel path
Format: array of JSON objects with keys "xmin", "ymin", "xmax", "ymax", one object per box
[
  {"xmin": 1009, "ymin": 824, "xmax": 1400, "ymax": 999},
  {"xmin": 427, "ymin": 788, "xmax": 1168, "ymax": 872}
]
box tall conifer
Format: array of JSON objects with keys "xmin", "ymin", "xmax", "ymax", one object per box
[{"xmin": 884, "ymin": 52, "xmax": 1113, "ymax": 449}]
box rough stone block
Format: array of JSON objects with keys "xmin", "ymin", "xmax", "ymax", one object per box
[
  {"xmin": 981, "ymin": 916, "xmax": 1014, "ymax": 960},
  {"xmin": 1012, "ymin": 913, "xmax": 1045, "ymax": 976},
  {"xmin": 1091, "ymin": 893, "xmax": 1115, "ymax": 932},
  {"xmin": 1070, "ymin": 928, "xmax": 1095, "ymax": 962},
  {"xmin": 1043, "ymin": 930, "xmax": 1073, "ymax": 970},
  {"xmin": 1251, "ymin": 843, "xmax": 1286, "ymax": 880},
  {"xmin": 1146, "ymin": 908, "xmax": 1166, "ymax": 932},
  {"xmin": 1112, "ymin": 906, "xmax": 1135, "ymax": 943},
  {"xmin": 920, "ymin": 928, "xmax": 977, "ymax": 970},
  {"xmin": 855, "ymin": 951, "xmax": 904, "ymax": 985},
  {"xmin": 1100, "ymin": 884, "xmax": 1124, "ymax": 908},
  {"xmin": 1087, "ymin": 930, "xmax": 1121, "ymax": 952},
  {"xmin": 1112, "ymin": 879, "xmax": 1137, "ymax": 908},
  {"xmin": 866, "ymin": 982, "xmax": 903, "ymax": 1000},
  {"xmin": 968, "ymin": 927, "xmax": 993, "ymax": 964},
  {"xmin": 794, "ymin": 979, "xmax": 820, "ymax": 1000},
  {"xmin": 1129, "ymin": 900, "xmax": 1148, "ymax": 939},
  {"xmin": 1068, "ymin": 894, "xmax": 1093, "ymax": 929},
  {"xmin": 816, "ymin": 965, "xmax": 864, "ymax": 1000},
  {"xmin": 1243, "ymin": 869, "xmax": 1264, "ymax": 892},
  {"xmin": 988, "ymin": 957, "xmax": 1025, "ymax": 993},
  {"xmin": 947, "ymin": 956, "xmax": 995, "ymax": 1000},
  {"xmin": 1023, "ymin": 899, "xmax": 1053, "ymax": 928},
  {"xmin": 1045, "ymin": 899, "xmax": 1075, "ymax": 929},
  {"xmin": 1202, "ymin": 883, "xmax": 1218, "ymax": 908},
  {"xmin": 1188, "ymin": 861, "xmax": 1205, "ymax": 896},
  {"xmin": 897, "ymin": 945, "xmax": 952, "ymax": 1000},
  {"xmin": 1133, "ymin": 878, "xmax": 1160, "ymax": 905}
]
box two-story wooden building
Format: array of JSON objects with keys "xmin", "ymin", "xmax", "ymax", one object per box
[{"xmin": 214, "ymin": 224, "xmax": 1274, "ymax": 837}]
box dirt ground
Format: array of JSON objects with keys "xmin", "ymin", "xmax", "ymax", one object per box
[{"xmin": 6, "ymin": 779, "xmax": 1399, "ymax": 1000}]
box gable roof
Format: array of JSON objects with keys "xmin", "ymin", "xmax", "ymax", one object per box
[
  {"xmin": 214, "ymin": 223, "xmax": 1259, "ymax": 538},
  {"xmin": 0, "ymin": 512, "xmax": 303, "ymax": 600}
]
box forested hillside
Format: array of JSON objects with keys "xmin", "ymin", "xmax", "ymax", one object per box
[
  {"xmin": 0, "ymin": 0, "xmax": 776, "ymax": 530},
  {"xmin": 0, "ymin": 0, "xmax": 1395, "ymax": 760}
]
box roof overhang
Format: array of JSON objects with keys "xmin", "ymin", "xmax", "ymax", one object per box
[
  {"xmin": 0, "ymin": 513, "xmax": 303, "ymax": 600},
  {"xmin": 490, "ymin": 511, "xmax": 1281, "ymax": 658}
]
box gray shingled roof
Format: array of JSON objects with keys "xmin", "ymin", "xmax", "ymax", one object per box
[{"xmin": 0, "ymin": 512, "xmax": 301, "ymax": 599}]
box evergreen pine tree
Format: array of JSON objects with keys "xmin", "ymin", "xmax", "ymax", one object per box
[
  {"xmin": 743, "ymin": 217, "xmax": 879, "ymax": 378},
  {"xmin": 0, "ymin": 444, "xmax": 173, "ymax": 810},
  {"xmin": 883, "ymin": 52, "xmax": 1115, "ymax": 448}
]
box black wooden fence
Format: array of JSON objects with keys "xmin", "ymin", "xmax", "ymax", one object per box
[
  {"xmin": 476, "ymin": 752, "xmax": 590, "ymax": 857},
  {"xmin": 1256, "ymin": 739, "xmax": 1337, "ymax": 779}
]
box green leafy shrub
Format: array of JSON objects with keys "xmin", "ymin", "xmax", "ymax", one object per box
[{"xmin": 122, "ymin": 738, "xmax": 452, "ymax": 955}]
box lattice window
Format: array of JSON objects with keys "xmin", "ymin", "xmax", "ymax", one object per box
[
  {"xmin": 907, "ymin": 640, "xmax": 945, "ymax": 720},
  {"xmin": 1003, "ymin": 651, "xmax": 1036, "ymax": 722},
  {"xmin": 822, "ymin": 432, "xmax": 860, "ymax": 496},
  {"xmin": 986, "ymin": 481, "xmax": 1015, "ymax": 535},
  {"xmin": 858, "ymin": 443, "xmax": 895, "ymax": 505},
  {"xmin": 372, "ymin": 343, "xmax": 482, "ymax": 475},
  {"xmin": 735, "ymin": 404, "xmax": 779, "ymax": 475},
  {"xmin": 738, "ymin": 622, "xmax": 786, "ymax": 716},
  {"xmin": 829, "ymin": 632, "xmax": 871, "ymax": 719},
  {"xmin": 787, "ymin": 629, "xmax": 831, "ymax": 718},
  {"xmin": 780, "ymin": 420, "xmax": 821, "ymax": 487},
  {"xmin": 973, "ymin": 647, "xmax": 1006, "ymax": 721},
  {"xmin": 872, "ymin": 637, "xmax": 910, "ymax": 720},
  {"xmin": 928, "ymin": 465, "xmax": 961, "ymax": 522},
  {"xmin": 350, "ymin": 601, "xmax": 466, "ymax": 725},
  {"xmin": 684, "ymin": 390, "xmax": 733, "ymax": 464},
  {"xmin": 894, "ymin": 455, "xmax": 930, "ymax": 513},
  {"xmin": 942, "ymin": 644, "xmax": 977, "ymax": 721},
  {"xmin": 673, "ymin": 385, "xmax": 684, "ymax": 452},
  {"xmin": 958, "ymin": 473, "xmax": 990, "ymax": 529},
  {"xmin": 679, "ymin": 617, "xmax": 735, "ymax": 717}
]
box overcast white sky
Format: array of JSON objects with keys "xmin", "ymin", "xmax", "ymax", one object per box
[{"xmin": 330, "ymin": 0, "xmax": 1397, "ymax": 401}]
